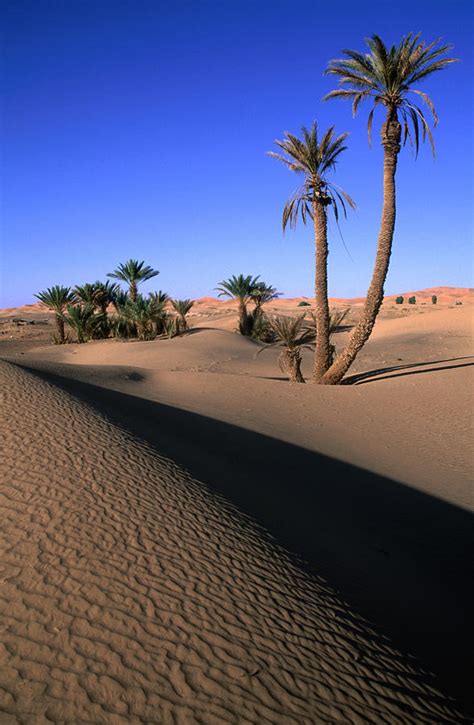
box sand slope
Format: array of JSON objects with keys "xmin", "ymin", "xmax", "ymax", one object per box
[{"xmin": 0, "ymin": 360, "xmax": 468, "ymax": 722}]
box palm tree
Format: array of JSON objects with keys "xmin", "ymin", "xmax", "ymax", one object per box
[
  {"xmin": 61, "ymin": 304, "xmax": 105, "ymax": 343},
  {"xmin": 149, "ymin": 290, "xmax": 169, "ymax": 305},
  {"xmin": 73, "ymin": 283, "xmax": 99, "ymax": 306},
  {"xmin": 93, "ymin": 281, "xmax": 120, "ymax": 316},
  {"xmin": 117, "ymin": 295, "xmax": 156, "ymax": 340},
  {"xmin": 269, "ymin": 122, "xmax": 355, "ymax": 381},
  {"xmin": 215, "ymin": 274, "xmax": 261, "ymax": 335},
  {"xmin": 35, "ymin": 285, "xmax": 76, "ymax": 343},
  {"xmin": 148, "ymin": 292, "xmax": 169, "ymax": 335},
  {"xmin": 250, "ymin": 282, "xmax": 281, "ymax": 316},
  {"xmin": 257, "ymin": 315, "xmax": 316, "ymax": 383},
  {"xmin": 107, "ymin": 259, "xmax": 159, "ymax": 302},
  {"xmin": 322, "ymin": 33, "xmax": 456, "ymax": 384},
  {"xmin": 171, "ymin": 299, "xmax": 194, "ymax": 332}
]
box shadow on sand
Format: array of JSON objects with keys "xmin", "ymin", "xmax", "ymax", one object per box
[
  {"xmin": 18, "ymin": 363, "xmax": 473, "ymax": 714},
  {"xmin": 342, "ymin": 356, "xmax": 474, "ymax": 385}
]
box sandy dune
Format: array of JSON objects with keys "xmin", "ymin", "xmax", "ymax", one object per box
[
  {"xmin": 0, "ymin": 298, "xmax": 473, "ymax": 720},
  {"xmin": 0, "ymin": 360, "xmax": 470, "ymax": 722}
]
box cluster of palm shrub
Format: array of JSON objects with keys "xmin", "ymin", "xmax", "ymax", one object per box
[
  {"xmin": 215, "ymin": 274, "xmax": 281, "ymax": 341},
  {"xmin": 35, "ymin": 260, "xmax": 195, "ymax": 344},
  {"xmin": 256, "ymin": 309, "xmax": 349, "ymax": 384}
]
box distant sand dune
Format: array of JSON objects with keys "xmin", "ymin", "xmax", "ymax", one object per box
[{"xmin": 0, "ymin": 360, "xmax": 468, "ymax": 721}]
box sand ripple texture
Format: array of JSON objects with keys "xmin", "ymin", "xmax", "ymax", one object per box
[{"xmin": 0, "ymin": 361, "xmax": 463, "ymax": 723}]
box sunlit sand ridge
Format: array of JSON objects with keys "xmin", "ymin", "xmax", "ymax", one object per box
[{"xmin": 0, "ymin": 359, "xmax": 468, "ymax": 722}]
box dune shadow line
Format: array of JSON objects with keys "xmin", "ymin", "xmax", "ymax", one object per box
[{"xmin": 16, "ymin": 363, "xmax": 474, "ymax": 714}]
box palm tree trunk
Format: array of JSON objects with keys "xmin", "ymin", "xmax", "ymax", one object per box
[
  {"xmin": 280, "ymin": 349, "xmax": 305, "ymax": 383},
  {"xmin": 313, "ymin": 198, "xmax": 331, "ymax": 381},
  {"xmin": 129, "ymin": 282, "xmax": 137, "ymax": 302},
  {"xmin": 55, "ymin": 314, "xmax": 65, "ymax": 344},
  {"xmin": 320, "ymin": 115, "xmax": 401, "ymax": 385},
  {"xmin": 238, "ymin": 300, "xmax": 249, "ymax": 335}
]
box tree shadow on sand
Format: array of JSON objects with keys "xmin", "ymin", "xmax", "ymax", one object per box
[
  {"xmin": 16, "ymin": 363, "xmax": 474, "ymax": 715},
  {"xmin": 341, "ymin": 356, "xmax": 474, "ymax": 385}
]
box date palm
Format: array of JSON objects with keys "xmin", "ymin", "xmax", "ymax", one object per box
[
  {"xmin": 93, "ymin": 281, "xmax": 120, "ymax": 316},
  {"xmin": 268, "ymin": 122, "xmax": 355, "ymax": 381},
  {"xmin": 35, "ymin": 285, "xmax": 76, "ymax": 344},
  {"xmin": 61, "ymin": 304, "xmax": 105, "ymax": 344},
  {"xmin": 216, "ymin": 274, "xmax": 261, "ymax": 336},
  {"xmin": 74, "ymin": 283, "xmax": 99, "ymax": 306},
  {"xmin": 118, "ymin": 295, "xmax": 156, "ymax": 340},
  {"xmin": 171, "ymin": 299, "xmax": 194, "ymax": 332},
  {"xmin": 257, "ymin": 315, "xmax": 316, "ymax": 384},
  {"xmin": 250, "ymin": 282, "xmax": 281, "ymax": 316},
  {"xmin": 322, "ymin": 33, "xmax": 456, "ymax": 384},
  {"xmin": 107, "ymin": 259, "xmax": 159, "ymax": 302}
]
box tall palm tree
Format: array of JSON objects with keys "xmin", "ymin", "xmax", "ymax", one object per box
[
  {"xmin": 215, "ymin": 274, "xmax": 261, "ymax": 335},
  {"xmin": 35, "ymin": 285, "xmax": 76, "ymax": 343},
  {"xmin": 107, "ymin": 259, "xmax": 159, "ymax": 302},
  {"xmin": 322, "ymin": 33, "xmax": 456, "ymax": 384},
  {"xmin": 268, "ymin": 122, "xmax": 355, "ymax": 381},
  {"xmin": 171, "ymin": 299, "xmax": 194, "ymax": 331}
]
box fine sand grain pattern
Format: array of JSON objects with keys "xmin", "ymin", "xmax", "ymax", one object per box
[{"xmin": 0, "ymin": 360, "xmax": 469, "ymax": 722}]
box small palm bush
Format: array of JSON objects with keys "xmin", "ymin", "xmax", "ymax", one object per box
[
  {"xmin": 395, "ymin": 296, "xmax": 404, "ymax": 304},
  {"xmin": 35, "ymin": 285, "xmax": 76, "ymax": 343},
  {"xmin": 61, "ymin": 304, "xmax": 105, "ymax": 343},
  {"xmin": 431, "ymin": 295, "xmax": 437, "ymax": 304},
  {"xmin": 257, "ymin": 315, "xmax": 315, "ymax": 383},
  {"xmin": 408, "ymin": 296, "xmax": 416, "ymax": 305},
  {"xmin": 171, "ymin": 299, "xmax": 194, "ymax": 332},
  {"xmin": 116, "ymin": 296, "xmax": 157, "ymax": 341}
]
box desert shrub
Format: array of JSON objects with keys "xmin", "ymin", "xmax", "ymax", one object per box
[
  {"xmin": 162, "ymin": 316, "xmax": 180, "ymax": 338},
  {"xmin": 61, "ymin": 304, "xmax": 105, "ymax": 343},
  {"xmin": 110, "ymin": 316, "xmax": 137, "ymax": 339},
  {"xmin": 408, "ymin": 296, "xmax": 416, "ymax": 305},
  {"xmin": 431, "ymin": 295, "xmax": 437, "ymax": 304},
  {"xmin": 297, "ymin": 300, "xmax": 311, "ymax": 307},
  {"xmin": 171, "ymin": 299, "xmax": 194, "ymax": 332},
  {"xmin": 455, "ymin": 300, "xmax": 463, "ymax": 305},
  {"xmin": 250, "ymin": 313, "xmax": 276, "ymax": 343},
  {"xmin": 395, "ymin": 296, "xmax": 404, "ymax": 304}
]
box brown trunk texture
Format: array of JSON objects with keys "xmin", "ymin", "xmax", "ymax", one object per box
[
  {"xmin": 280, "ymin": 349, "xmax": 305, "ymax": 384},
  {"xmin": 130, "ymin": 282, "xmax": 137, "ymax": 302},
  {"xmin": 320, "ymin": 116, "xmax": 401, "ymax": 385},
  {"xmin": 55, "ymin": 314, "xmax": 65, "ymax": 343},
  {"xmin": 312, "ymin": 198, "xmax": 331, "ymax": 381}
]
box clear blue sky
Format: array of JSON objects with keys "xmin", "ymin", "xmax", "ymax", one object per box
[{"xmin": 1, "ymin": 0, "xmax": 473, "ymax": 306}]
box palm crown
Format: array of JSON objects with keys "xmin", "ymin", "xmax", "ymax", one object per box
[
  {"xmin": 268, "ymin": 122, "xmax": 355, "ymax": 229},
  {"xmin": 250, "ymin": 282, "xmax": 280, "ymax": 307},
  {"xmin": 216, "ymin": 274, "xmax": 261, "ymax": 303},
  {"xmin": 107, "ymin": 259, "xmax": 159, "ymax": 299},
  {"xmin": 35, "ymin": 285, "xmax": 76, "ymax": 312},
  {"xmin": 324, "ymin": 33, "xmax": 457, "ymax": 155}
]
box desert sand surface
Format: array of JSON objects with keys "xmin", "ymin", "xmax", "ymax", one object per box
[{"xmin": 1, "ymin": 291, "xmax": 473, "ymax": 720}]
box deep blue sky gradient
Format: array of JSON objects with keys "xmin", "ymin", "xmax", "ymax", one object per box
[{"xmin": 1, "ymin": 0, "xmax": 473, "ymax": 305}]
